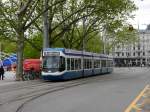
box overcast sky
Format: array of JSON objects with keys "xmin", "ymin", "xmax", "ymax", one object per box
[{"xmin": 129, "ymin": 0, "xmax": 150, "ymax": 29}]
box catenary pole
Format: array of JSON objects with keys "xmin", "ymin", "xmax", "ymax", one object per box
[{"xmin": 43, "ymin": 0, "xmax": 50, "ymax": 48}]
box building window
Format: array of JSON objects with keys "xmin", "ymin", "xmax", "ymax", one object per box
[
  {"xmin": 138, "ymin": 44, "xmax": 140, "ymax": 50},
  {"xmin": 138, "ymin": 52, "xmax": 140, "ymax": 56},
  {"xmin": 117, "ymin": 45, "xmax": 120, "ymax": 49},
  {"xmin": 143, "ymin": 46, "xmax": 145, "ymax": 50},
  {"xmin": 117, "ymin": 52, "xmax": 120, "ymax": 57}
]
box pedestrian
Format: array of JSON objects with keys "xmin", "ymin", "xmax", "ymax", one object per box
[{"xmin": 0, "ymin": 66, "xmax": 5, "ymax": 80}]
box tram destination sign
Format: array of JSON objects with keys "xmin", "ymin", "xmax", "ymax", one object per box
[{"xmin": 43, "ymin": 51, "xmax": 60, "ymax": 56}]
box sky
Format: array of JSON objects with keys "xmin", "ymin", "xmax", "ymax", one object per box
[{"xmin": 129, "ymin": 0, "xmax": 150, "ymax": 29}]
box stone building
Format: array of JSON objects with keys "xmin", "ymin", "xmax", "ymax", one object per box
[{"xmin": 112, "ymin": 30, "xmax": 150, "ymax": 67}]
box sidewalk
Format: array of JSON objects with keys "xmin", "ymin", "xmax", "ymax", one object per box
[
  {"xmin": 3, "ymin": 71, "xmax": 16, "ymax": 81},
  {"xmin": 0, "ymin": 71, "xmax": 17, "ymax": 86}
]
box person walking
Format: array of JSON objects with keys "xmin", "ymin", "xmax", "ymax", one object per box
[{"xmin": 0, "ymin": 66, "xmax": 4, "ymax": 80}]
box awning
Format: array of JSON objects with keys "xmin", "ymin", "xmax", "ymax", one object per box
[{"xmin": 2, "ymin": 54, "xmax": 17, "ymax": 66}]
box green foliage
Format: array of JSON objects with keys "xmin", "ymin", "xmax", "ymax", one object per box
[
  {"xmin": 1, "ymin": 0, "xmax": 138, "ymax": 53},
  {"xmin": 24, "ymin": 33, "xmax": 43, "ymax": 58},
  {"xmin": 24, "ymin": 45, "xmax": 40, "ymax": 58},
  {"xmin": 86, "ymin": 34, "xmax": 103, "ymax": 53},
  {"xmin": 115, "ymin": 26, "xmax": 139, "ymax": 44},
  {"xmin": 0, "ymin": 39, "xmax": 16, "ymax": 53}
]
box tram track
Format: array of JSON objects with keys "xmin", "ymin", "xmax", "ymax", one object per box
[
  {"xmin": 0, "ymin": 78, "xmax": 83, "ymax": 106},
  {"xmin": 1, "ymin": 68, "xmax": 149, "ymax": 112},
  {"xmin": 15, "ymin": 78, "xmax": 96, "ymax": 112},
  {"xmin": 0, "ymin": 78, "xmax": 94, "ymax": 112},
  {"xmin": 0, "ymin": 78, "xmax": 90, "ymax": 106},
  {"xmin": 0, "ymin": 80, "xmax": 53, "ymax": 94},
  {"xmin": 14, "ymin": 72, "xmax": 142, "ymax": 112}
]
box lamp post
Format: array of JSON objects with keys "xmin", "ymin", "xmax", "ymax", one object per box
[
  {"xmin": 102, "ymin": 25, "xmax": 107, "ymax": 54},
  {"xmin": 82, "ymin": 16, "xmax": 86, "ymax": 51}
]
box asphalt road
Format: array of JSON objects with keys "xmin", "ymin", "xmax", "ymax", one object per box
[{"xmin": 0, "ymin": 67, "xmax": 150, "ymax": 112}]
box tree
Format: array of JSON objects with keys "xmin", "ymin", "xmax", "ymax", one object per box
[
  {"xmin": 43, "ymin": 0, "xmax": 137, "ymax": 50},
  {"xmin": 0, "ymin": 0, "xmax": 137, "ymax": 80},
  {"xmin": 105, "ymin": 25, "xmax": 139, "ymax": 54},
  {"xmin": 0, "ymin": 0, "xmax": 41, "ymax": 80},
  {"xmin": 30, "ymin": 0, "xmax": 137, "ymax": 55},
  {"xmin": 59, "ymin": 0, "xmax": 137, "ymax": 51},
  {"xmin": 0, "ymin": 0, "xmax": 66, "ymax": 80}
]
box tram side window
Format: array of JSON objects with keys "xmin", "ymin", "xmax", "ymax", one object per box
[
  {"xmin": 109, "ymin": 60, "xmax": 112, "ymax": 67},
  {"xmin": 75, "ymin": 59, "xmax": 78, "ymax": 70},
  {"xmin": 67, "ymin": 58, "xmax": 70, "ymax": 70},
  {"xmin": 94, "ymin": 60, "xmax": 96, "ymax": 68},
  {"xmin": 101, "ymin": 60, "xmax": 103, "ymax": 67},
  {"xmin": 84, "ymin": 59, "xmax": 86, "ymax": 69},
  {"xmin": 97, "ymin": 60, "xmax": 99, "ymax": 68},
  {"xmin": 94, "ymin": 60, "xmax": 100, "ymax": 68},
  {"xmin": 104, "ymin": 60, "xmax": 107, "ymax": 67},
  {"xmin": 89, "ymin": 59, "xmax": 91, "ymax": 69},
  {"xmin": 106, "ymin": 60, "xmax": 108, "ymax": 67},
  {"xmin": 101, "ymin": 60, "xmax": 106, "ymax": 67},
  {"xmin": 88, "ymin": 59, "xmax": 90, "ymax": 69},
  {"xmin": 59, "ymin": 57, "xmax": 65, "ymax": 71},
  {"xmin": 94, "ymin": 60, "xmax": 97, "ymax": 68},
  {"xmin": 102, "ymin": 60, "xmax": 104, "ymax": 67},
  {"xmin": 71, "ymin": 58, "xmax": 74, "ymax": 70},
  {"xmin": 84, "ymin": 59, "xmax": 89, "ymax": 69},
  {"xmin": 77, "ymin": 59, "xmax": 81, "ymax": 69},
  {"xmin": 87, "ymin": 59, "xmax": 91, "ymax": 69},
  {"xmin": 74, "ymin": 59, "xmax": 81, "ymax": 70},
  {"xmin": 111, "ymin": 60, "xmax": 113, "ymax": 67},
  {"xmin": 108, "ymin": 60, "xmax": 110, "ymax": 67},
  {"xmin": 87, "ymin": 59, "xmax": 89, "ymax": 69},
  {"xmin": 99, "ymin": 60, "xmax": 101, "ymax": 68},
  {"xmin": 107, "ymin": 60, "xmax": 109, "ymax": 67}
]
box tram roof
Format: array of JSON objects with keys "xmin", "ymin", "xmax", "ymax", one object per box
[{"xmin": 43, "ymin": 48, "xmax": 111, "ymax": 58}]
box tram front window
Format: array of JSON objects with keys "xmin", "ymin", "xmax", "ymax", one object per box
[{"xmin": 43, "ymin": 56, "xmax": 65, "ymax": 72}]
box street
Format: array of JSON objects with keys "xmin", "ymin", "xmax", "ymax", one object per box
[{"xmin": 0, "ymin": 67, "xmax": 150, "ymax": 112}]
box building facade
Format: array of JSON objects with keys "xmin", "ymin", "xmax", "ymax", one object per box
[{"xmin": 112, "ymin": 30, "xmax": 150, "ymax": 67}]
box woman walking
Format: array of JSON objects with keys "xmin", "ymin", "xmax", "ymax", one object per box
[{"xmin": 0, "ymin": 66, "xmax": 4, "ymax": 80}]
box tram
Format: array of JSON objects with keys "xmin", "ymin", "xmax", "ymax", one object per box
[{"xmin": 41, "ymin": 48, "xmax": 113, "ymax": 81}]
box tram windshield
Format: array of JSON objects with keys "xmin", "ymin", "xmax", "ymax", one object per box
[{"xmin": 42, "ymin": 56, "xmax": 65, "ymax": 72}]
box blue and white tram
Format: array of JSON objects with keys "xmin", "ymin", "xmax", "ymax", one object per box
[{"xmin": 41, "ymin": 48, "xmax": 113, "ymax": 81}]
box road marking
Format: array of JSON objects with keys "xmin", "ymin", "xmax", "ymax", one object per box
[{"xmin": 124, "ymin": 85, "xmax": 149, "ymax": 112}]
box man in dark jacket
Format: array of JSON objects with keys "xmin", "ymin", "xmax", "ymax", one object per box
[{"xmin": 0, "ymin": 66, "xmax": 4, "ymax": 80}]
